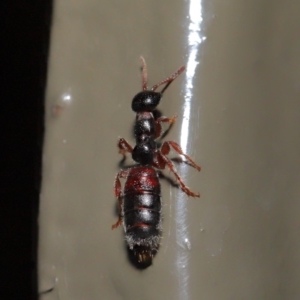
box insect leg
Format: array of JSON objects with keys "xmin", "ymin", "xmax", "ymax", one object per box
[
  {"xmin": 156, "ymin": 115, "xmax": 177, "ymax": 124},
  {"xmin": 161, "ymin": 141, "xmax": 201, "ymax": 171},
  {"xmin": 112, "ymin": 169, "xmax": 129, "ymax": 229},
  {"xmin": 118, "ymin": 137, "xmax": 133, "ymax": 155},
  {"xmin": 154, "ymin": 115, "xmax": 177, "ymax": 139},
  {"xmin": 155, "ymin": 149, "xmax": 200, "ymax": 197}
]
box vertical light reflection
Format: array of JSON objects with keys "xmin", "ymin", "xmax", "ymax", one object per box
[{"xmin": 176, "ymin": 0, "xmax": 205, "ymax": 299}]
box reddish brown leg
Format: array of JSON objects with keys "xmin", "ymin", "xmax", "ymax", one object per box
[
  {"xmin": 112, "ymin": 169, "xmax": 129, "ymax": 229},
  {"xmin": 140, "ymin": 56, "xmax": 148, "ymax": 91},
  {"xmin": 161, "ymin": 141, "xmax": 201, "ymax": 171},
  {"xmin": 154, "ymin": 150, "xmax": 200, "ymax": 198},
  {"xmin": 118, "ymin": 137, "xmax": 133, "ymax": 155},
  {"xmin": 156, "ymin": 115, "xmax": 177, "ymax": 126},
  {"xmin": 154, "ymin": 115, "xmax": 177, "ymax": 138}
]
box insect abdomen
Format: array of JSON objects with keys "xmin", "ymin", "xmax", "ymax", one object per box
[{"xmin": 123, "ymin": 167, "xmax": 161, "ymax": 262}]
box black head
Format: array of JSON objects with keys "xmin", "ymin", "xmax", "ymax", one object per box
[
  {"xmin": 133, "ymin": 57, "xmax": 185, "ymax": 113},
  {"xmin": 131, "ymin": 91, "xmax": 162, "ymax": 112}
]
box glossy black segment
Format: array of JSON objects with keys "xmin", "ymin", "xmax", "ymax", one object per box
[
  {"xmin": 131, "ymin": 91, "xmax": 161, "ymax": 112},
  {"xmin": 124, "ymin": 209, "xmax": 160, "ymax": 227},
  {"xmin": 123, "ymin": 194, "xmax": 161, "ymax": 211},
  {"xmin": 134, "ymin": 118, "xmax": 156, "ymax": 137},
  {"xmin": 132, "ymin": 143, "xmax": 154, "ymax": 164}
]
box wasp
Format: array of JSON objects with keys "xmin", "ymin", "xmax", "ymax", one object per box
[{"xmin": 112, "ymin": 57, "xmax": 201, "ymax": 266}]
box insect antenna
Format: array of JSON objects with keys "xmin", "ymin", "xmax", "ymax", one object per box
[
  {"xmin": 152, "ymin": 65, "xmax": 185, "ymax": 94},
  {"xmin": 140, "ymin": 56, "xmax": 148, "ymax": 91}
]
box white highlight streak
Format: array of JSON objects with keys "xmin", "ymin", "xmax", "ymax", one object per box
[{"xmin": 176, "ymin": 0, "xmax": 204, "ymax": 299}]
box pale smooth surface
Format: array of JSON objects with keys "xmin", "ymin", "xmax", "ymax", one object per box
[{"xmin": 39, "ymin": 0, "xmax": 300, "ymax": 299}]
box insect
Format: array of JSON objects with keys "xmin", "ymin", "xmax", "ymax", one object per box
[{"xmin": 112, "ymin": 57, "xmax": 201, "ymax": 265}]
